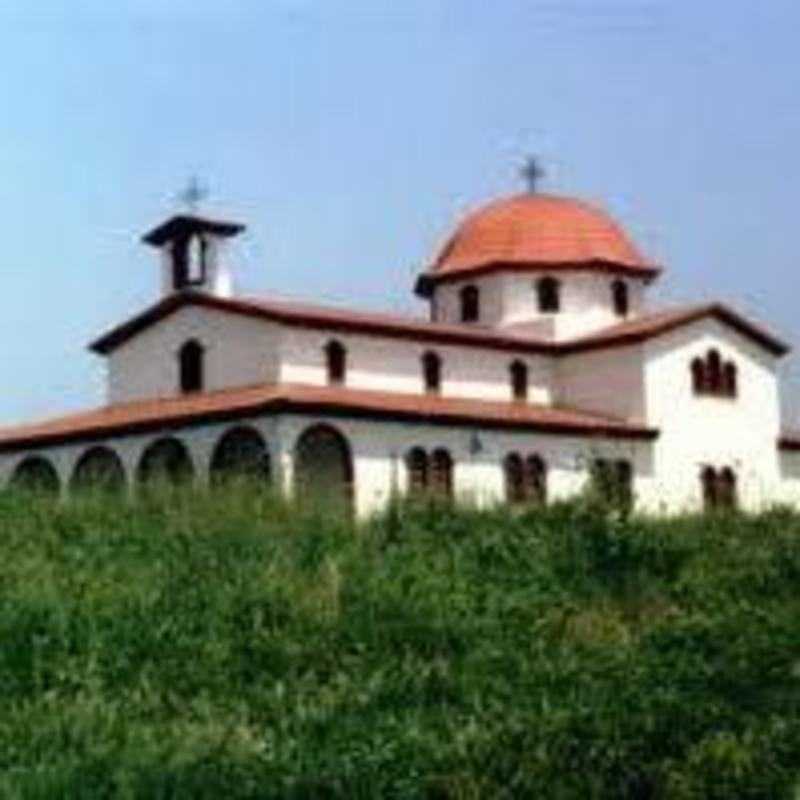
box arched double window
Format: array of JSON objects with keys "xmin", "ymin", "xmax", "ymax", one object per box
[
  {"xmin": 510, "ymin": 360, "xmax": 528, "ymax": 402},
  {"xmin": 701, "ymin": 466, "xmax": 737, "ymax": 512},
  {"xmin": 405, "ymin": 447, "xmax": 453, "ymax": 499},
  {"xmin": 504, "ymin": 452, "xmax": 547, "ymax": 505},
  {"xmin": 422, "ymin": 351, "xmax": 442, "ymax": 395},
  {"xmin": 592, "ymin": 458, "xmax": 634, "ymax": 512},
  {"xmin": 179, "ymin": 340, "xmax": 204, "ymax": 394},
  {"xmin": 691, "ymin": 350, "xmax": 737, "ymax": 398},
  {"xmin": 536, "ymin": 276, "xmax": 561, "ymax": 313},
  {"xmin": 325, "ymin": 339, "xmax": 347, "ymax": 386},
  {"xmin": 460, "ymin": 285, "xmax": 480, "ymax": 323},
  {"xmin": 612, "ymin": 279, "xmax": 629, "ymax": 317}
]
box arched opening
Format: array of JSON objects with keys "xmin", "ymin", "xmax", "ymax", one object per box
[
  {"xmin": 325, "ymin": 340, "xmax": 346, "ymax": 386},
  {"xmin": 294, "ymin": 424, "xmax": 353, "ymax": 512},
  {"xmin": 723, "ymin": 362, "xmax": 738, "ymax": 398},
  {"xmin": 611, "ymin": 279, "xmax": 629, "ymax": 317},
  {"xmin": 422, "ymin": 351, "xmax": 442, "ymax": 395},
  {"xmin": 592, "ymin": 458, "xmax": 633, "ymax": 512},
  {"xmin": 430, "ymin": 448, "xmax": 453, "ymax": 499},
  {"xmin": 179, "ymin": 340, "xmax": 204, "ymax": 394},
  {"xmin": 526, "ymin": 454, "xmax": 548, "ymax": 505},
  {"xmin": 210, "ymin": 426, "xmax": 271, "ymax": 486},
  {"xmin": 70, "ymin": 446, "xmax": 126, "ymax": 494},
  {"xmin": 504, "ymin": 453, "xmax": 525, "ymax": 504},
  {"xmin": 9, "ymin": 456, "xmax": 60, "ymax": 495},
  {"xmin": 615, "ymin": 459, "xmax": 633, "ymax": 512},
  {"xmin": 691, "ymin": 357, "xmax": 706, "ymax": 395},
  {"xmin": 460, "ymin": 285, "xmax": 480, "ymax": 323},
  {"xmin": 510, "ymin": 360, "xmax": 528, "ymax": 401},
  {"xmin": 137, "ymin": 437, "xmax": 194, "ymax": 488},
  {"xmin": 718, "ymin": 467, "xmax": 737, "ymax": 510},
  {"xmin": 406, "ymin": 447, "xmax": 429, "ymax": 497},
  {"xmin": 701, "ymin": 466, "xmax": 718, "ymax": 511},
  {"xmin": 536, "ymin": 276, "xmax": 561, "ymax": 313},
  {"xmin": 706, "ymin": 349, "xmax": 722, "ymax": 395}
]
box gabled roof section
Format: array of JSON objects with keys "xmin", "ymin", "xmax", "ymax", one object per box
[
  {"xmin": 0, "ymin": 383, "xmax": 658, "ymax": 452},
  {"xmin": 560, "ymin": 303, "xmax": 790, "ymax": 357}
]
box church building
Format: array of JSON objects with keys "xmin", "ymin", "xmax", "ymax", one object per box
[{"xmin": 2, "ymin": 182, "xmax": 800, "ymax": 516}]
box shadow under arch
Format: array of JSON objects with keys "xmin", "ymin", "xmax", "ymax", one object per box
[
  {"xmin": 70, "ymin": 446, "xmax": 126, "ymax": 494},
  {"xmin": 210, "ymin": 425, "xmax": 271, "ymax": 486},
  {"xmin": 136, "ymin": 436, "xmax": 195, "ymax": 488},
  {"xmin": 9, "ymin": 456, "xmax": 60, "ymax": 495},
  {"xmin": 293, "ymin": 423, "xmax": 354, "ymax": 514}
]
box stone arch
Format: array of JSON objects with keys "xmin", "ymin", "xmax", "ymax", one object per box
[
  {"xmin": 136, "ymin": 436, "xmax": 195, "ymax": 487},
  {"xmin": 210, "ymin": 426, "xmax": 271, "ymax": 486},
  {"xmin": 294, "ymin": 424, "xmax": 353, "ymax": 512},
  {"xmin": 70, "ymin": 446, "xmax": 126, "ymax": 493},
  {"xmin": 9, "ymin": 456, "xmax": 60, "ymax": 495}
]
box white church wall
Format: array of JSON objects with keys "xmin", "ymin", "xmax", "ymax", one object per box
[
  {"xmin": 278, "ymin": 327, "xmax": 554, "ymax": 405},
  {"xmin": 640, "ymin": 319, "xmax": 783, "ymax": 514},
  {"xmin": 554, "ymin": 343, "xmax": 647, "ymax": 422},
  {"xmin": 106, "ymin": 306, "xmax": 282, "ymax": 404}
]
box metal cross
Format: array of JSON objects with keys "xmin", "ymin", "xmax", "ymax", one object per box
[
  {"xmin": 178, "ymin": 176, "xmax": 208, "ymax": 212},
  {"xmin": 520, "ymin": 157, "xmax": 545, "ymax": 193}
]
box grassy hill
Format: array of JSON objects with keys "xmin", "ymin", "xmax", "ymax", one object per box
[{"xmin": 0, "ymin": 487, "xmax": 799, "ymax": 798}]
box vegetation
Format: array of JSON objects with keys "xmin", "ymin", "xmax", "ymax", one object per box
[{"xmin": 0, "ymin": 485, "xmax": 799, "ymax": 798}]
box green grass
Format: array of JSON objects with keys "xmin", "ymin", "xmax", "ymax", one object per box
[{"xmin": 0, "ymin": 485, "xmax": 799, "ymax": 798}]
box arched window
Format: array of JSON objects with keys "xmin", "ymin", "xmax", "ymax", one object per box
[
  {"xmin": 536, "ymin": 276, "xmax": 561, "ymax": 313},
  {"xmin": 718, "ymin": 467, "xmax": 737, "ymax": 510},
  {"xmin": 460, "ymin": 285, "xmax": 480, "ymax": 323},
  {"xmin": 723, "ymin": 362, "xmax": 738, "ymax": 398},
  {"xmin": 612, "ymin": 279, "xmax": 629, "ymax": 317},
  {"xmin": 592, "ymin": 458, "xmax": 633, "ymax": 512},
  {"xmin": 510, "ymin": 360, "xmax": 528, "ymax": 402},
  {"xmin": 706, "ymin": 349, "xmax": 722, "ymax": 395},
  {"xmin": 9, "ymin": 456, "xmax": 60, "ymax": 495},
  {"xmin": 294, "ymin": 424, "xmax": 353, "ymax": 513},
  {"xmin": 406, "ymin": 447, "xmax": 429, "ymax": 496},
  {"xmin": 691, "ymin": 358, "xmax": 706, "ymax": 395},
  {"xmin": 70, "ymin": 446, "xmax": 126, "ymax": 494},
  {"xmin": 325, "ymin": 340, "xmax": 346, "ymax": 386},
  {"xmin": 526, "ymin": 454, "xmax": 548, "ymax": 505},
  {"xmin": 615, "ymin": 459, "xmax": 633, "ymax": 512},
  {"xmin": 701, "ymin": 466, "xmax": 718, "ymax": 511},
  {"xmin": 210, "ymin": 426, "xmax": 271, "ymax": 486},
  {"xmin": 504, "ymin": 453, "xmax": 525, "ymax": 504},
  {"xmin": 422, "ymin": 351, "xmax": 442, "ymax": 395},
  {"xmin": 179, "ymin": 340, "xmax": 204, "ymax": 394},
  {"xmin": 430, "ymin": 449, "xmax": 453, "ymax": 499}
]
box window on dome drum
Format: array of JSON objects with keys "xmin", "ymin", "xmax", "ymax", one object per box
[
  {"xmin": 701, "ymin": 466, "xmax": 738, "ymax": 512},
  {"xmin": 422, "ymin": 351, "xmax": 442, "ymax": 394},
  {"xmin": 325, "ymin": 340, "xmax": 346, "ymax": 385},
  {"xmin": 592, "ymin": 458, "xmax": 633, "ymax": 513},
  {"xmin": 612, "ymin": 279, "xmax": 629, "ymax": 317},
  {"xmin": 509, "ymin": 360, "xmax": 528, "ymax": 401},
  {"xmin": 691, "ymin": 351, "xmax": 737, "ymax": 398},
  {"xmin": 460, "ymin": 285, "xmax": 480, "ymax": 323},
  {"xmin": 179, "ymin": 340, "xmax": 204, "ymax": 394},
  {"xmin": 536, "ymin": 277, "xmax": 561, "ymax": 313}
]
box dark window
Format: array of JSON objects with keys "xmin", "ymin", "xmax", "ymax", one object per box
[
  {"xmin": 172, "ymin": 234, "xmax": 207, "ymax": 290},
  {"xmin": 510, "ymin": 360, "xmax": 528, "ymax": 401},
  {"xmin": 430, "ymin": 449, "xmax": 453, "ymax": 499},
  {"xmin": 210, "ymin": 427, "xmax": 271, "ymax": 486},
  {"xmin": 691, "ymin": 358, "xmax": 706, "ymax": 394},
  {"xmin": 723, "ymin": 362, "xmax": 738, "ymax": 397},
  {"xmin": 460, "ymin": 285, "xmax": 480, "ymax": 323},
  {"xmin": 406, "ymin": 448, "xmax": 429, "ymax": 496},
  {"xmin": 701, "ymin": 466, "xmax": 718, "ymax": 511},
  {"xmin": 707, "ymin": 349, "xmax": 722, "ymax": 394},
  {"xmin": 692, "ymin": 352, "xmax": 737, "ymax": 398},
  {"xmin": 537, "ymin": 277, "xmax": 560, "ymax": 313},
  {"xmin": 179, "ymin": 340, "xmax": 204, "ymax": 394},
  {"xmin": 504, "ymin": 453, "xmax": 525, "ymax": 504},
  {"xmin": 592, "ymin": 458, "xmax": 633, "ymax": 512},
  {"xmin": 325, "ymin": 340, "xmax": 346, "ymax": 385},
  {"xmin": 612, "ymin": 279, "xmax": 629, "ymax": 317},
  {"xmin": 422, "ymin": 351, "xmax": 442, "ymax": 394},
  {"xmin": 294, "ymin": 424, "xmax": 353, "ymax": 514},
  {"xmin": 526, "ymin": 454, "xmax": 548, "ymax": 505},
  {"xmin": 718, "ymin": 467, "xmax": 737, "ymax": 510}
]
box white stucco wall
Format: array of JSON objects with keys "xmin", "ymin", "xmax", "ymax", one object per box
[
  {"xmin": 640, "ymin": 318, "xmax": 783, "ymax": 514},
  {"xmin": 106, "ymin": 306, "xmax": 282, "ymax": 403}
]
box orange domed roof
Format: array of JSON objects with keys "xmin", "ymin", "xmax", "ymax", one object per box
[{"xmin": 429, "ymin": 193, "xmax": 657, "ymax": 279}]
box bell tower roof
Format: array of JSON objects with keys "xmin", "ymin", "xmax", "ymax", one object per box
[{"xmin": 142, "ymin": 214, "xmax": 245, "ymax": 247}]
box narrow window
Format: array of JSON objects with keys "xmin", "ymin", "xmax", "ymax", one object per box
[
  {"xmin": 723, "ymin": 362, "xmax": 738, "ymax": 398},
  {"xmin": 172, "ymin": 237, "xmax": 189, "ymax": 290},
  {"xmin": 707, "ymin": 349, "xmax": 722, "ymax": 395},
  {"xmin": 422, "ymin": 351, "xmax": 442, "ymax": 395},
  {"xmin": 504, "ymin": 453, "xmax": 525, "ymax": 504},
  {"xmin": 325, "ymin": 340, "xmax": 346, "ymax": 385},
  {"xmin": 510, "ymin": 360, "xmax": 528, "ymax": 402},
  {"xmin": 612, "ymin": 279, "xmax": 629, "ymax": 317},
  {"xmin": 430, "ymin": 449, "xmax": 453, "ymax": 499},
  {"xmin": 187, "ymin": 234, "xmax": 207, "ymax": 284},
  {"xmin": 701, "ymin": 466, "xmax": 718, "ymax": 511},
  {"xmin": 526, "ymin": 454, "xmax": 547, "ymax": 505},
  {"xmin": 406, "ymin": 447, "xmax": 429, "ymax": 496},
  {"xmin": 718, "ymin": 467, "xmax": 737, "ymax": 510},
  {"xmin": 691, "ymin": 358, "xmax": 706, "ymax": 395},
  {"xmin": 615, "ymin": 459, "xmax": 633, "ymax": 512},
  {"xmin": 536, "ymin": 276, "xmax": 560, "ymax": 313},
  {"xmin": 460, "ymin": 285, "xmax": 480, "ymax": 323},
  {"xmin": 179, "ymin": 340, "xmax": 204, "ymax": 393}
]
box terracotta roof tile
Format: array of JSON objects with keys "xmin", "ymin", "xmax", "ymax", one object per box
[{"xmin": 0, "ymin": 383, "xmax": 658, "ymax": 451}]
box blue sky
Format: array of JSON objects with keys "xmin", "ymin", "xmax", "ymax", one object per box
[{"xmin": 0, "ymin": 1, "xmax": 799, "ymax": 423}]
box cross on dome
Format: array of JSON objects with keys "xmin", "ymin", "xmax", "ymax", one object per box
[{"xmin": 520, "ymin": 156, "xmax": 545, "ymax": 193}]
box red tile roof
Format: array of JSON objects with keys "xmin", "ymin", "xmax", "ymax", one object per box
[
  {"xmin": 423, "ymin": 194, "xmax": 660, "ymax": 284},
  {"xmin": 0, "ymin": 383, "xmax": 658, "ymax": 452}
]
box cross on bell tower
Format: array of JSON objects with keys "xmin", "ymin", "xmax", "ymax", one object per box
[{"xmin": 177, "ymin": 176, "xmax": 208, "ymax": 213}]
